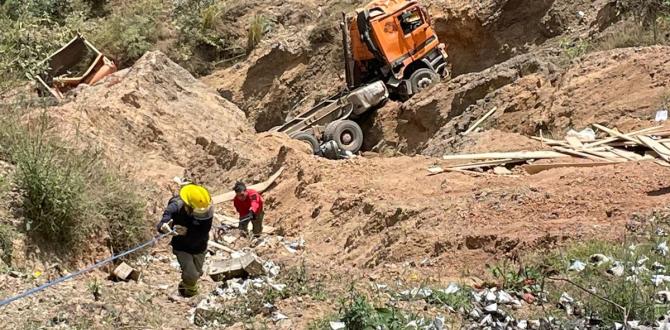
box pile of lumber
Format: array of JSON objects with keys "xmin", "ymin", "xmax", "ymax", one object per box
[{"xmin": 431, "ymin": 124, "xmax": 670, "ymax": 175}]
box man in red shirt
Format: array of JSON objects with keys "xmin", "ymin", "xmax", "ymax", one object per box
[{"xmin": 233, "ymin": 181, "xmax": 264, "ymax": 237}]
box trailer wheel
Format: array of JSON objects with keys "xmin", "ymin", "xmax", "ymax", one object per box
[
  {"xmin": 409, "ymin": 68, "xmax": 439, "ymax": 94},
  {"xmin": 326, "ymin": 120, "xmax": 363, "ymax": 153},
  {"xmin": 293, "ymin": 132, "xmax": 320, "ymax": 154}
]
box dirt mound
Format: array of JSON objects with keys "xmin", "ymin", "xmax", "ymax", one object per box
[
  {"xmin": 368, "ymin": 46, "xmax": 670, "ymax": 157},
  {"xmin": 49, "ymin": 51, "xmax": 269, "ymax": 187}
]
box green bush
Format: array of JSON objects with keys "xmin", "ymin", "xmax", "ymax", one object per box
[
  {"xmin": 84, "ymin": 0, "xmax": 163, "ymax": 67},
  {"xmin": 0, "ymin": 109, "xmax": 148, "ymax": 255}
]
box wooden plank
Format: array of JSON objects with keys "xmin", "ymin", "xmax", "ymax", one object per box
[
  {"xmin": 592, "ymin": 123, "xmax": 641, "ymax": 145},
  {"xmin": 638, "ymin": 135, "xmax": 670, "ymax": 161},
  {"xmin": 212, "ymin": 166, "xmax": 284, "ymax": 205},
  {"xmin": 579, "ymin": 150, "xmax": 628, "ymax": 162},
  {"xmin": 608, "ymin": 148, "xmax": 647, "ymax": 161},
  {"xmin": 551, "ymin": 146, "xmax": 616, "ymax": 162},
  {"xmin": 208, "ymin": 240, "xmax": 238, "ymax": 254},
  {"xmin": 565, "ymin": 136, "xmax": 584, "ymax": 149},
  {"xmin": 464, "ymin": 107, "xmax": 497, "ymax": 135},
  {"xmin": 531, "ymin": 136, "xmax": 571, "ymax": 147},
  {"xmin": 586, "ymin": 126, "xmax": 661, "ymax": 148},
  {"xmin": 427, "ymin": 167, "xmax": 493, "ymax": 177},
  {"xmin": 442, "ymin": 151, "xmax": 569, "ymax": 161},
  {"xmin": 523, "ymin": 161, "xmax": 619, "ymax": 175}
]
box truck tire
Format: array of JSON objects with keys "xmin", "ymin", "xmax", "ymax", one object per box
[
  {"xmin": 409, "ymin": 68, "xmax": 439, "ymax": 94},
  {"xmin": 326, "ymin": 120, "xmax": 363, "ymax": 153},
  {"xmin": 293, "ymin": 132, "xmax": 319, "ymax": 154}
]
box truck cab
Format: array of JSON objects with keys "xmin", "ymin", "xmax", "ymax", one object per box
[{"xmin": 347, "ymin": 0, "xmax": 449, "ymax": 96}]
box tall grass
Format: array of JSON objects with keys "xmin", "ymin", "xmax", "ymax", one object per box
[
  {"xmin": 246, "ymin": 15, "xmax": 271, "ymax": 52},
  {"xmin": 0, "ymin": 104, "xmax": 149, "ymax": 256}
]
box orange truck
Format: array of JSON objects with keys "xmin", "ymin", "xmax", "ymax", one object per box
[
  {"xmin": 344, "ymin": 0, "xmax": 449, "ymax": 96},
  {"xmin": 271, "ymin": 0, "xmax": 450, "ymax": 156}
]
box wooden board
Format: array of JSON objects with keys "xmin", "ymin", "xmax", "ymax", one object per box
[
  {"xmin": 565, "ymin": 136, "xmax": 584, "ymax": 148},
  {"xmin": 638, "ymin": 135, "xmax": 670, "ymax": 162},
  {"xmin": 592, "ymin": 124, "xmax": 641, "ymax": 145},
  {"xmin": 586, "ymin": 125, "xmax": 661, "ymax": 148},
  {"xmin": 442, "ymin": 151, "xmax": 568, "ymax": 161},
  {"xmin": 523, "ymin": 161, "xmax": 619, "ymax": 175},
  {"xmin": 464, "ymin": 107, "xmax": 497, "ymax": 135},
  {"xmin": 212, "ymin": 166, "xmax": 284, "ymax": 205},
  {"xmin": 551, "ymin": 146, "xmax": 615, "ymax": 162}
]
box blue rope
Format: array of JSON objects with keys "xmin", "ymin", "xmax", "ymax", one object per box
[{"xmin": 0, "ymin": 231, "xmax": 173, "ymax": 308}]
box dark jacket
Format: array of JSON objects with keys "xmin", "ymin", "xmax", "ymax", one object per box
[{"xmin": 156, "ymin": 196, "xmax": 212, "ymax": 254}]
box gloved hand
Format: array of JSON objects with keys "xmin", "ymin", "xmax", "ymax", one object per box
[
  {"xmin": 159, "ymin": 219, "xmax": 173, "ymax": 234},
  {"xmin": 174, "ymin": 225, "xmax": 188, "ymax": 236},
  {"xmin": 239, "ymin": 213, "xmax": 253, "ymax": 226}
]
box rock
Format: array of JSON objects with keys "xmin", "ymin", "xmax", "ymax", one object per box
[
  {"xmin": 493, "ymin": 166, "xmax": 512, "ymax": 175},
  {"xmin": 497, "ymin": 290, "xmax": 518, "ymax": 305},
  {"xmin": 209, "ymin": 253, "xmax": 265, "ymax": 281},
  {"xmin": 485, "ymin": 290, "xmax": 497, "ymax": 302},
  {"xmin": 480, "ymin": 314, "xmax": 493, "ymax": 326},
  {"xmin": 484, "ymin": 303, "xmax": 498, "ymax": 313},
  {"xmin": 517, "ymin": 320, "xmax": 528, "ymax": 329},
  {"xmin": 522, "ymin": 293, "xmax": 536, "ymax": 304}
]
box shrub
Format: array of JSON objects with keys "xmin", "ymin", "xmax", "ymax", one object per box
[
  {"xmin": 84, "ymin": 0, "xmax": 164, "ymax": 67},
  {"xmin": 0, "ymin": 107, "xmax": 148, "ymax": 256}
]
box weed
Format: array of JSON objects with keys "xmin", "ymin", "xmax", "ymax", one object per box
[
  {"xmin": 559, "ymin": 37, "xmax": 589, "ymax": 61},
  {"xmin": 87, "ymin": 278, "xmax": 101, "ymax": 301},
  {"xmin": 0, "ymin": 223, "xmax": 16, "ymax": 265},
  {"xmin": 487, "ymin": 260, "xmax": 543, "ymax": 294},
  {"xmin": 529, "ymin": 209, "xmax": 670, "ymax": 326},
  {"xmin": 280, "ymin": 260, "xmax": 328, "ymax": 301},
  {"xmin": 424, "ymin": 286, "xmax": 473, "ymax": 311},
  {"xmin": 339, "ymin": 292, "xmax": 424, "ymax": 330},
  {"xmin": 246, "ymin": 15, "xmax": 271, "ymax": 52}
]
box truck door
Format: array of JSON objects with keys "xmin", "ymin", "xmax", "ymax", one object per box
[{"xmin": 397, "ymin": 6, "xmax": 429, "ymax": 62}]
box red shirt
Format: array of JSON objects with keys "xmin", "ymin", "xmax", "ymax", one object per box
[{"xmin": 233, "ymin": 189, "xmax": 263, "ymax": 217}]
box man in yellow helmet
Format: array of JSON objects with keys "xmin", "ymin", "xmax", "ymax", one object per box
[{"xmin": 157, "ymin": 184, "xmax": 214, "ymax": 297}]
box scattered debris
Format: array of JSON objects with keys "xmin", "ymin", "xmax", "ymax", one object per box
[
  {"xmin": 657, "ymin": 241, "xmax": 669, "ymax": 256},
  {"xmin": 607, "ymin": 261, "xmax": 625, "ymax": 277},
  {"xmin": 34, "ymin": 35, "xmax": 117, "ymax": 100},
  {"xmin": 589, "ymin": 254, "xmax": 610, "ymax": 266},
  {"xmin": 329, "ymin": 321, "xmax": 346, "ymax": 330},
  {"xmin": 399, "ymin": 287, "xmax": 433, "ymax": 300},
  {"xmin": 656, "ymin": 291, "xmax": 670, "ymax": 304},
  {"xmin": 437, "ymin": 124, "xmax": 670, "ymax": 176},
  {"xmin": 209, "ymin": 253, "xmax": 265, "ymax": 282},
  {"xmin": 568, "ymin": 260, "xmax": 586, "ymax": 272},
  {"xmin": 112, "ymin": 262, "xmax": 140, "ymax": 281}
]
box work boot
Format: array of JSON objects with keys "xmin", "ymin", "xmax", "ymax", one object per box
[{"xmin": 178, "ymin": 281, "xmax": 199, "ymax": 297}]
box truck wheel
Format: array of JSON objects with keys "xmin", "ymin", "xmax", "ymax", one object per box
[
  {"xmin": 328, "ymin": 120, "xmax": 363, "ymax": 153},
  {"xmin": 409, "ymin": 68, "xmax": 439, "ymax": 94},
  {"xmin": 293, "ymin": 132, "xmax": 319, "ymax": 154}
]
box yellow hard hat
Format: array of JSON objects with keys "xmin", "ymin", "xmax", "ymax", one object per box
[{"xmin": 179, "ymin": 184, "xmax": 213, "ymax": 220}]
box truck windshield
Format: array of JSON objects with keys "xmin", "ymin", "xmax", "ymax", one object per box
[{"xmin": 399, "ymin": 8, "xmax": 424, "ymax": 35}]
